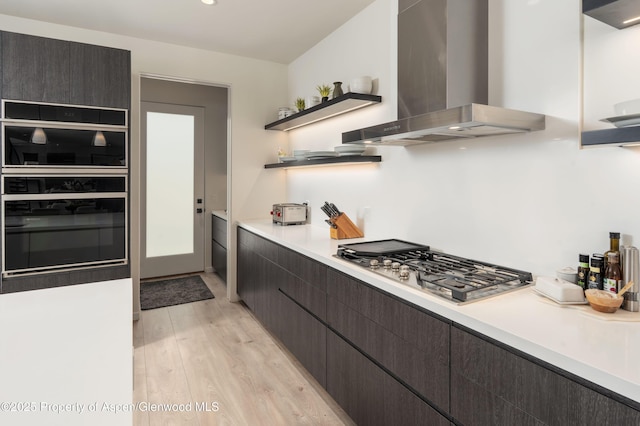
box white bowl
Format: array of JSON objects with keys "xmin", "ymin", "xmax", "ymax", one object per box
[
  {"xmin": 350, "ymin": 76, "xmax": 373, "ymax": 94},
  {"xmin": 614, "ymin": 99, "xmax": 640, "ymax": 116},
  {"xmin": 556, "ymin": 267, "xmax": 577, "ymax": 284}
]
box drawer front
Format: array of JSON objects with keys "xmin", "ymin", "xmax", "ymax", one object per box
[
  {"xmin": 278, "ymin": 245, "xmax": 327, "ymax": 292},
  {"xmin": 327, "ymin": 268, "xmax": 450, "ymax": 410},
  {"xmin": 451, "ymin": 325, "xmax": 640, "ymax": 425},
  {"xmin": 327, "ymin": 331, "xmax": 450, "ymax": 426},
  {"xmin": 212, "ymin": 215, "xmax": 227, "ymax": 248}
]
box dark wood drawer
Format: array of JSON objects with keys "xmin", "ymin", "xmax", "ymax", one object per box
[
  {"xmin": 327, "ymin": 331, "xmax": 450, "ymax": 426},
  {"xmin": 212, "ymin": 215, "xmax": 227, "ymax": 248},
  {"xmin": 451, "ymin": 325, "xmax": 640, "ymax": 426},
  {"xmin": 326, "ymin": 268, "xmax": 450, "ymax": 411}
]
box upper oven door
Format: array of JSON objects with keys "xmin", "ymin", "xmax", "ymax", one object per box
[{"xmin": 2, "ymin": 122, "xmax": 127, "ymax": 170}]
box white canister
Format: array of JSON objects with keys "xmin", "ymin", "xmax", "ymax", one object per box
[
  {"xmin": 350, "ymin": 76, "xmax": 373, "ymax": 94},
  {"xmin": 306, "ymin": 96, "xmax": 320, "ymax": 108}
]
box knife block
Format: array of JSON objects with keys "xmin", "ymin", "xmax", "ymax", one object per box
[{"xmin": 330, "ymin": 213, "xmax": 364, "ymax": 239}]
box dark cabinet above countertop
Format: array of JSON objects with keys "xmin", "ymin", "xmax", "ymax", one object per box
[
  {"xmin": 265, "ymin": 93, "xmax": 381, "ymax": 131},
  {"xmin": 582, "ymin": 126, "xmax": 640, "ymax": 147}
]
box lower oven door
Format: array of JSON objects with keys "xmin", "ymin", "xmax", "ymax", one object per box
[{"xmin": 2, "ymin": 177, "xmax": 127, "ymax": 277}]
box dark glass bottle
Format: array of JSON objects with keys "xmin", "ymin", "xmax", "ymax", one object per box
[
  {"xmin": 587, "ymin": 257, "xmax": 603, "ymax": 290},
  {"xmin": 577, "ymin": 253, "xmax": 590, "ymax": 290},
  {"xmin": 604, "ymin": 252, "xmax": 622, "ymax": 293},
  {"xmin": 604, "ymin": 232, "xmax": 621, "ymax": 276}
]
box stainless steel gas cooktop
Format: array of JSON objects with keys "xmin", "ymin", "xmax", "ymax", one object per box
[{"xmin": 335, "ymin": 239, "xmax": 533, "ymax": 305}]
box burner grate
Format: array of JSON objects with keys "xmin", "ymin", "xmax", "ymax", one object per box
[{"xmin": 336, "ymin": 240, "xmax": 532, "ymax": 304}]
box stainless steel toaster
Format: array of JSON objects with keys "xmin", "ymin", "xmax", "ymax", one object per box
[{"xmin": 271, "ymin": 203, "xmax": 307, "ymax": 225}]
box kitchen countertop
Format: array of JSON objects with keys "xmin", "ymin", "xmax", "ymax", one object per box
[
  {"xmin": 212, "ymin": 210, "xmax": 227, "ymax": 220},
  {"xmin": 238, "ymin": 219, "xmax": 640, "ymax": 404}
]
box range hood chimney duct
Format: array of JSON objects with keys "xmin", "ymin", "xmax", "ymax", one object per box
[{"xmin": 342, "ymin": 0, "xmax": 545, "ymax": 146}]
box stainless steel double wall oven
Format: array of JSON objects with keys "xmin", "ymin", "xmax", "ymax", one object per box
[{"xmin": 1, "ymin": 100, "xmax": 130, "ymax": 293}]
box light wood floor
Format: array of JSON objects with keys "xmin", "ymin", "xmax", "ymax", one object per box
[{"xmin": 133, "ymin": 272, "xmax": 354, "ymax": 426}]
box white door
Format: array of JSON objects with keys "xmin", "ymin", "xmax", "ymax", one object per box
[{"xmin": 140, "ymin": 101, "xmax": 205, "ymax": 278}]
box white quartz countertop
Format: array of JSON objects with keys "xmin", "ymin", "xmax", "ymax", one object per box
[
  {"xmin": 212, "ymin": 210, "xmax": 227, "ymax": 220},
  {"xmin": 238, "ymin": 219, "xmax": 640, "ymax": 404}
]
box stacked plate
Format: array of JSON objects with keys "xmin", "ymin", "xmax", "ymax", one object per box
[
  {"xmin": 334, "ymin": 145, "xmax": 366, "ymax": 156},
  {"xmin": 306, "ymin": 151, "xmax": 339, "ymax": 160}
]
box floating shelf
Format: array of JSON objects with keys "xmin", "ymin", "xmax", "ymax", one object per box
[
  {"xmin": 265, "ymin": 93, "xmax": 382, "ymax": 131},
  {"xmin": 581, "ymin": 127, "xmax": 640, "ymax": 147},
  {"xmin": 264, "ymin": 155, "xmax": 381, "ymax": 169}
]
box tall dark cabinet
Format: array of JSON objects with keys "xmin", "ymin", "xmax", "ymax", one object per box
[
  {"xmin": 0, "ymin": 31, "xmax": 131, "ymax": 292},
  {"xmin": 1, "ymin": 31, "xmax": 130, "ymax": 108}
]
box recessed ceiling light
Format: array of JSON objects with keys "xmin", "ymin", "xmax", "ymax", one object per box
[{"xmin": 202, "ymin": 0, "xmax": 217, "ymax": 5}]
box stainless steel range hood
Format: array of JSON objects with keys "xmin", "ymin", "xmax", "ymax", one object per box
[
  {"xmin": 342, "ymin": 103, "xmax": 546, "ymax": 146},
  {"xmin": 342, "ymin": 0, "xmax": 545, "ymax": 146}
]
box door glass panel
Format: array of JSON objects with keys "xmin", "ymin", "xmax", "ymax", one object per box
[{"xmin": 146, "ymin": 112, "xmax": 194, "ymax": 258}]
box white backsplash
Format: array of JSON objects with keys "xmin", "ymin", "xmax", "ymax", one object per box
[{"xmin": 286, "ymin": 0, "xmax": 640, "ymax": 278}]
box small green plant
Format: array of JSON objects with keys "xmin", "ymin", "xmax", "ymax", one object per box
[
  {"xmin": 316, "ymin": 84, "xmax": 331, "ymax": 98},
  {"xmin": 295, "ymin": 97, "xmax": 306, "ymax": 112}
]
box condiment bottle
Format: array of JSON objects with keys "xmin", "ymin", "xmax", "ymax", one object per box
[
  {"xmin": 604, "ymin": 252, "xmax": 622, "ymax": 293},
  {"xmin": 604, "ymin": 232, "xmax": 621, "ymax": 275},
  {"xmin": 577, "ymin": 254, "xmax": 590, "ymax": 290},
  {"xmin": 587, "ymin": 256, "xmax": 603, "ymax": 290}
]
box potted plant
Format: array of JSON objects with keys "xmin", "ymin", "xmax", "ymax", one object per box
[
  {"xmin": 316, "ymin": 84, "xmax": 331, "ymax": 102},
  {"xmin": 295, "ymin": 97, "xmax": 306, "ymax": 112}
]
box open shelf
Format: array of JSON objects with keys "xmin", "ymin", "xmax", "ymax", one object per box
[
  {"xmin": 581, "ymin": 127, "xmax": 640, "ymax": 147},
  {"xmin": 265, "ymin": 93, "xmax": 382, "ymax": 131},
  {"xmin": 264, "ymin": 155, "xmax": 381, "ymax": 169}
]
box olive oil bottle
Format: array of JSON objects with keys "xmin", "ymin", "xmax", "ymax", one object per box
[
  {"xmin": 604, "ymin": 252, "xmax": 622, "ymax": 293},
  {"xmin": 604, "ymin": 232, "xmax": 622, "ymax": 276}
]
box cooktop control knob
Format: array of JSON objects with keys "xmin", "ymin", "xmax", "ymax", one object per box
[
  {"xmin": 370, "ymin": 259, "xmax": 379, "ymax": 269},
  {"xmin": 399, "ymin": 265, "xmax": 410, "ymax": 279},
  {"xmin": 383, "ymin": 259, "xmax": 392, "ymax": 269},
  {"xmin": 391, "ymin": 262, "xmax": 401, "ymax": 270}
]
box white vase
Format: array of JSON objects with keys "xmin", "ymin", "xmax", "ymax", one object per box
[{"xmin": 350, "ymin": 76, "xmax": 373, "ymax": 94}]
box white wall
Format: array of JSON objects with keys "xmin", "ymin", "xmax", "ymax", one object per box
[
  {"xmin": 0, "ymin": 14, "xmax": 290, "ymax": 303},
  {"xmin": 286, "ymin": 0, "xmax": 640, "ymax": 278}
]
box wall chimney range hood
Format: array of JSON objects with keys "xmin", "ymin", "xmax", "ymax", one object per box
[
  {"xmin": 342, "ymin": 0, "xmax": 546, "ymax": 146},
  {"xmin": 342, "ymin": 103, "xmax": 546, "ymax": 146}
]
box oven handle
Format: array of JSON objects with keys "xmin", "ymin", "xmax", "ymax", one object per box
[
  {"xmin": 1, "ymin": 120, "xmax": 128, "ymax": 132},
  {"xmin": 2, "ymin": 192, "xmax": 126, "ymax": 201}
]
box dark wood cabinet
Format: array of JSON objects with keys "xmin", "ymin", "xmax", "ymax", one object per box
[
  {"xmin": 451, "ymin": 325, "xmax": 640, "ymax": 426},
  {"xmin": 326, "ymin": 268, "xmax": 450, "ymax": 412},
  {"xmin": 2, "ymin": 32, "xmax": 70, "ymax": 104},
  {"xmin": 211, "ymin": 215, "xmax": 227, "ymax": 283},
  {"xmin": 237, "ymin": 227, "xmax": 640, "ymax": 426},
  {"xmin": 326, "ymin": 330, "xmax": 450, "ymax": 426},
  {"xmin": 1, "ymin": 31, "xmax": 130, "ymax": 108},
  {"xmin": 237, "ymin": 228, "xmax": 327, "ymax": 386},
  {"xmin": 69, "ymin": 42, "xmax": 131, "ymax": 108}
]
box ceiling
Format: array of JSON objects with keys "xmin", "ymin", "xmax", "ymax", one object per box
[{"xmin": 0, "ymin": 0, "xmax": 376, "ymax": 64}]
